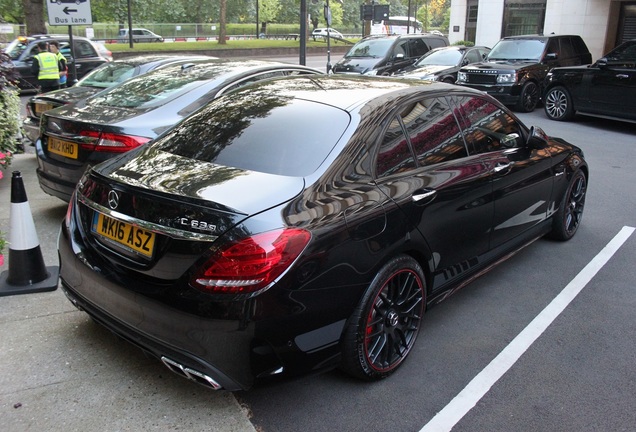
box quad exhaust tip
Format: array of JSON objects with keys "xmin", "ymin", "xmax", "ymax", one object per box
[{"xmin": 161, "ymin": 356, "xmax": 222, "ymax": 390}]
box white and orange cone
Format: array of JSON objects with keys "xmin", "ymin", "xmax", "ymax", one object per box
[{"xmin": 0, "ymin": 171, "xmax": 59, "ymax": 296}]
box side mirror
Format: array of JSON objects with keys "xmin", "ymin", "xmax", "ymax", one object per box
[
  {"xmin": 526, "ymin": 126, "xmax": 549, "ymax": 149},
  {"xmin": 394, "ymin": 53, "xmax": 405, "ymax": 60},
  {"xmin": 596, "ymin": 57, "xmax": 608, "ymax": 68},
  {"xmin": 545, "ymin": 53, "xmax": 558, "ymax": 61}
]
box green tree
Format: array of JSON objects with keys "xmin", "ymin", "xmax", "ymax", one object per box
[{"xmin": 259, "ymin": 0, "xmax": 282, "ymax": 33}]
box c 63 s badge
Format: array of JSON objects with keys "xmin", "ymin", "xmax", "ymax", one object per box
[{"xmin": 179, "ymin": 217, "xmax": 217, "ymax": 233}]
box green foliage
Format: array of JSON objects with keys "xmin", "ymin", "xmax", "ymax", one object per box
[
  {"xmin": 0, "ymin": 52, "xmax": 19, "ymax": 170},
  {"xmin": 453, "ymin": 40, "xmax": 475, "ymax": 47}
]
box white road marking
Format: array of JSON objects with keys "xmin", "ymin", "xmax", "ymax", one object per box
[{"xmin": 420, "ymin": 226, "xmax": 635, "ymax": 432}]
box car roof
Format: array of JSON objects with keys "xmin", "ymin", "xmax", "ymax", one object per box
[
  {"xmin": 429, "ymin": 45, "xmax": 490, "ymax": 52},
  {"xmin": 502, "ymin": 34, "xmax": 581, "ymax": 41},
  {"xmin": 26, "ymin": 34, "xmax": 92, "ymax": 42},
  {"xmin": 112, "ymin": 55, "xmax": 213, "ymax": 67},
  {"xmin": 83, "ymin": 58, "xmax": 322, "ymax": 108},
  {"xmin": 233, "ymin": 75, "xmax": 481, "ymax": 112}
]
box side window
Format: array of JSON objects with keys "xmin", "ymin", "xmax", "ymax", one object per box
[
  {"xmin": 464, "ymin": 49, "xmax": 481, "ymax": 64},
  {"xmin": 74, "ymin": 41, "xmax": 97, "ymax": 58},
  {"xmin": 401, "ymin": 97, "xmax": 468, "ymax": 166},
  {"xmin": 572, "ymin": 37, "xmax": 589, "ymax": 57},
  {"xmin": 408, "ymin": 38, "xmax": 430, "ymax": 58},
  {"xmin": 133, "ymin": 30, "xmax": 143, "ymax": 36},
  {"xmin": 375, "ymin": 116, "xmax": 416, "ymax": 178},
  {"xmin": 454, "ymin": 96, "xmax": 523, "ymax": 155},
  {"xmin": 392, "ymin": 41, "xmax": 408, "ymax": 58},
  {"xmin": 430, "ymin": 38, "xmax": 447, "ymax": 49},
  {"xmin": 560, "ymin": 37, "xmax": 575, "ymax": 59},
  {"xmin": 546, "ymin": 38, "xmax": 559, "ymax": 58},
  {"xmin": 60, "ymin": 43, "xmax": 72, "ymax": 59}
]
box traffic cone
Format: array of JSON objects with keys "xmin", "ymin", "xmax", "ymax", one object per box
[{"xmin": 0, "ymin": 171, "xmax": 59, "ymax": 296}]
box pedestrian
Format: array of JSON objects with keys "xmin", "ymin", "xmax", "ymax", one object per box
[
  {"xmin": 31, "ymin": 41, "xmax": 61, "ymax": 93},
  {"xmin": 48, "ymin": 40, "xmax": 68, "ymax": 88}
]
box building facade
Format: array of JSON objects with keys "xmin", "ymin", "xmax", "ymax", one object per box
[{"xmin": 448, "ymin": 0, "xmax": 636, "ymax": 59}]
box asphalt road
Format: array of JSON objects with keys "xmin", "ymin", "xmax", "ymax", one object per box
[{"xmin": 4, "ymin": 56, "xmax": 636, "ymax": 431}]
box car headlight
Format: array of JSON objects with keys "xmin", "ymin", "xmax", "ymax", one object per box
[
  {"xmin": 457, "ymin": 71, "xmax": 467, "ymax": 82},
  {"xmin": 364, "ymin": 70, "xmax": 378, "ymax": 76},
  {"xmin": 497, "ymin": 73, "xmax": 517, "ymax": 83}
]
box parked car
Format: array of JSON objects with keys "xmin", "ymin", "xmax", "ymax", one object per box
[
  {"xmin": 456, "ymin": 34, "xmax": 592, "ymax": 112},
  {"xmin": 36, "ymin": 59, "xmax": 321, "ymax": 201},
  {"xmin": 396, "ymin": 45, "xmax": 491, "ymax": 83},
  {"xmin": 311, "ymin": 28, "xmax": 344, "ymax": 40},
  {"xmin": 93, "ymin": 41, "xmax": 113, "ymax": 62},
  {"xmin": 58, "ymin": 75, "xmax": 588, "ymax": 391},
  {"xmin": 543, "ymin": 39, "xmax": 636, "ymax": 123},
  {"xmin": 118, "ymin": 28, "xmax": 164, "ymax": 43},
  {"xmin": 3, "ymin": 34, "xmax": 109, "ymax": 91},
  {"xmin": 332, "ymin": 33, "xmax": 449, "ymax": 76},
  {"xmin": 23, "ymin": 55, "xmax": 214, "ymax": 143}
]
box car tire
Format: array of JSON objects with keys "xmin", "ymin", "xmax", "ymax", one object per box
[
  {"xmin": 548, "ymin": 170, "xmax": 587, "ymax": 241},
  {"xmin": 340, "ymin": 254, "xmax": 426, "ymax": 380},
  {"xmin": 544, "ymin": 86, "xmax": 575, "ymax": 121},
  {"xmin": 443, "ymin": 77, "xmax": 455, "ymax": 84},
  {"xmin": 515, "ymin": 81, "xmax": 540, "ymax": 112}
]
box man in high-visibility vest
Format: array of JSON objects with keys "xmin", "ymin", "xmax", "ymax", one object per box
[
  {"xmin": 48, "ymin": 40, "xmax": 68, "ymax": 88},
  {"xmin": 30, "ymin": 41, "xmax": 61, "ymax": 92}
]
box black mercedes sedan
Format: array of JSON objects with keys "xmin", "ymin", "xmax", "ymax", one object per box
[
  {"xmin": 396, "ymin": 45, "xmax": 491, "ymax": 83},
  {"xmin": 59, "ymin": 75, "xmax": 588, "ymax": 391},
  {"xmin": 35, "ymin": 59, "xmax": 321, "ymax": 201},
  {"xmin": 543, "ymin": 40, "xmax": 636, "ymax": 123},
  {"xmin": 23, "ymin": 55, "xmax": 214, "ymax": 144}
]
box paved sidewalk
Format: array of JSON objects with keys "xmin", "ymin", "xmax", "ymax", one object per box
[{"xmin": 0, "ymin": 153, "xmax": 256, "ymax": 432}]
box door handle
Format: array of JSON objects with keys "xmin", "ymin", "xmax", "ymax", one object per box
[
  {"xmin": 412, "ymin": 189, "xmax": 437, "ymax": 203},
  {"xmin": 616, "ymin": 74, "xmax": 629, "ymax": 79},
  {"xmin": 493, "ymin": 162, "xmax": 513, "ymax": 174}
]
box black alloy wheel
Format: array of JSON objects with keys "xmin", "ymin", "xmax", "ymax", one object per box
[
  {"xmin": 515, "ymin": 81, "xmax": 540, "ymax": 112},
  {"xmin": 544, "ymin": 86, "xmax": 575, "ymax": 121},
  {"xmin": 341, "ymin": 255, "xmax": 426, "ymax": 380},
  {"xmin": 549, "ymin": 170, "xmax": 587, "ymax": 241}
]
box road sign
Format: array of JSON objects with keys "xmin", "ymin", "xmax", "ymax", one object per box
[{"xmin": 46, "ymin": 0, "xmax": 93, "ymax": 26}]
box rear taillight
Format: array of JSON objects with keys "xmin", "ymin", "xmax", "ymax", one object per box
[
  {"xmin": 79, "ymin": 131, "xmax": 151, "ymax": 153},
  {"xmin": 192, "ymin": 228, "xmax": 311, "ymax": 295}
]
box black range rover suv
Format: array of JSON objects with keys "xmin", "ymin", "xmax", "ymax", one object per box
[
  {"xmin": 543, "ymin": 39, "xmax": 636, "ymax": 123},
  {"xmin": 456, "ymin": 34, "xmax": 591, "ymax": 112}
]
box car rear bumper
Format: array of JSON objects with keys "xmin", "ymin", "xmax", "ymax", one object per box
[
  {"xmin": 35, "ymin": 140, "xmax": 86, "ymax": 201},
  {"xmin": 23, "ymin": 117, "xmax": 40, "ymax": 144},
  {"xmin": 58, "ymin": 222, "xmax": 254, "ymax": 391}
]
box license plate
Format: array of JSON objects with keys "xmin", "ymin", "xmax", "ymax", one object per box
[
  {"xmin": 34, "ymin": 103, "xmax": 53, "ymax": 115},
  {"xmin": 92, "ymin": 212, "xmax": 156, "ymax": 258},
  {"xmin": 48, "ymin": 137, "xmax": 79, "ymax": 159}
]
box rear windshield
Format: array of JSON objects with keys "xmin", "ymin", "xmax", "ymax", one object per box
[
  {"xmin": 86, "ymin": 63, "xmax": 216, "ymax": 108},
  {"xmin": 77, "ymin": 62, "xmax": 136, "ymax": 88},
  {"xmin": 154, "ymin": 96, "xmax": 350, "ymax": 177}
]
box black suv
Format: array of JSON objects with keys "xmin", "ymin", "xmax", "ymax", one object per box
[
  {"xmin": 543, "ymin": 40, "xmax": 636, "ymax": 123},
  {"xmin": 456, "ymin": 34, "xmax": 591, "ymax": 112},
  {"xmin": 332, "ymin": 33, "xmax": 449, "ymax": 76},
  {"xmin": 3, "ymin": 34, "xmax": 109, "ymax": 91}
]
